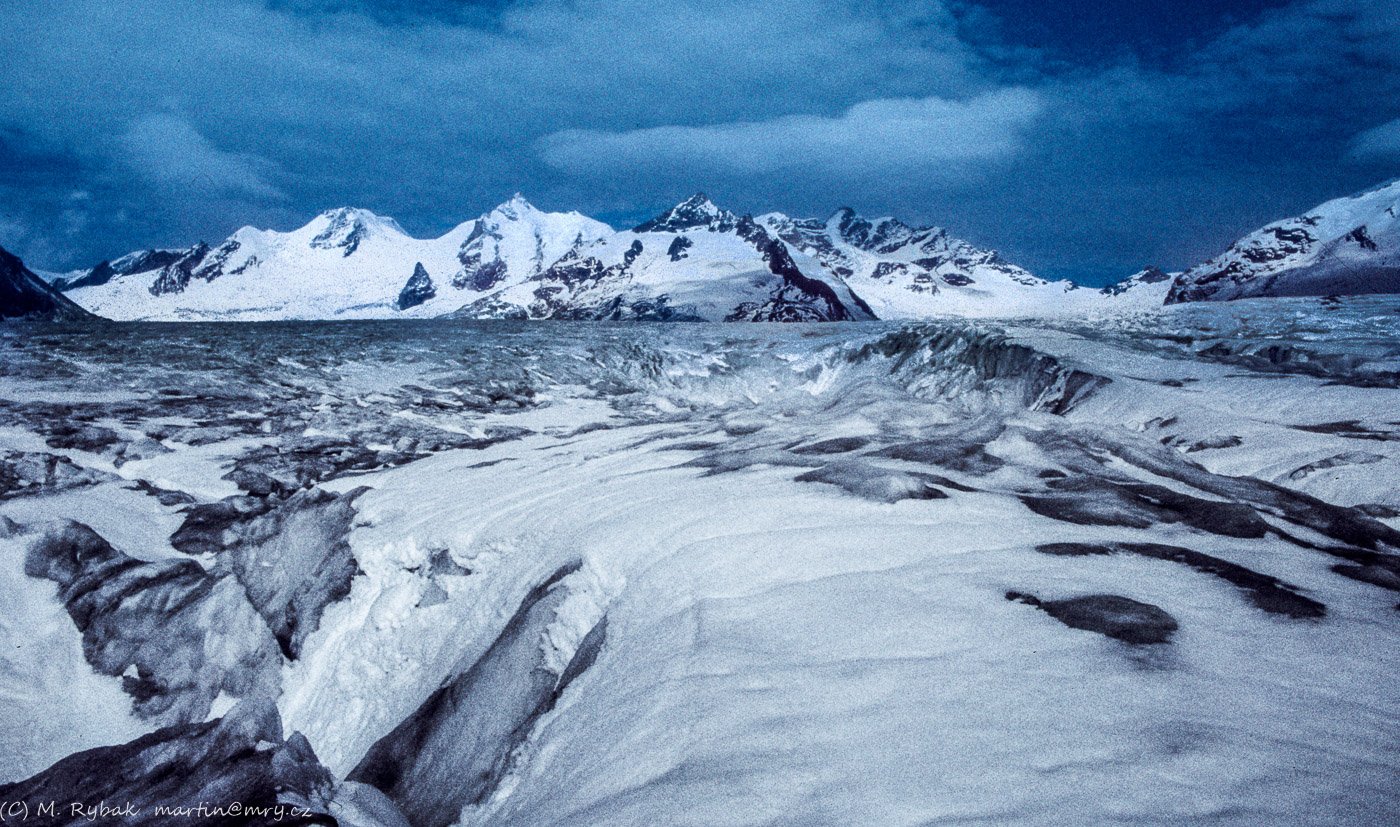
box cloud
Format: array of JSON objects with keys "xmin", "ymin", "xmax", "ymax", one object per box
[
  {"xmin": 538, "ymin": 89, "xmax": 1044, "ymax": 181},
  {"xmin": 118, "ymin": 114, "xmax": 286, "ymax": 199},
  {"xmin": 1350, "ymin": 117, "xmax": 1400, "ymax": 160},
  {"xmin": 0, "ymin": 0, "xmax": 1398, "ymax": 282}
]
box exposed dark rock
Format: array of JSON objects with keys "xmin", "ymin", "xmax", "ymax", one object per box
[
  {"xmin": 1007, "ymin": 591, "xmax": 1178, "ymax": 645},
  {"xmin": 1332, "ymin": 563, "xmax": 1400, "ymax": 592},
  {"xmin": 795, "ymin": 462, "xmax": 950, "ymax": 503},
  {"xmin": 0, "ymin": 699, "xmax": 344, "ymax": 827},
  {"xmin": 227, "ymin": 487, "xmax": 366, "ymax": 659},
  {"xmin": 667, "ymin": 235, "xmax": 693, "ymax": 261},
  {"xmin": 873, "ymin": 440, "xmax": 1004, "ymax": 474},
  {"xmin": 0, "ymin": 245, "xmax": 97, "ymax": 321},
  {"xmin": 25, "ymin": 521, "xmax": 281, "ymax": 723},
  {"xmin": 791, "ymin": 436, "xmax": 871, "ymax": 455},
  {"xmin": 1022, "ymin": 426, "xmax": 1400, "ymax": 554},
  {"xmin": 310, "ymin": 209, "xmax": 369, "ymax": 257},
  {"xmin": 148, "ymin": 243, "xmax": 212, "ymax": 296},
  {"xmin": 1355, "ymin": 503, "xmax": 1400, "ymax": 519},
  {"xmin": 1035, "ymin": 541, "xmax": 1326, "ymax": 619},
  {"xmin": 1182, "ymin": 435, "xmax": 1244, "ymax": 453},
  {"xmin": 633, "ymin": 193, "xmax": 738, "ymax": 234},
  {"xmin": 349, "ymin": 563, "xmax": 606, "ymax": 827},
  {"xmin": 1021, "ymin": 477, "xmax": 1273, "ymax": 539},
  {"xmin": 56, "ymin": 250, "xmax": 185, "ymax": 292},
  {"xmin": 396, "ymin": 263, "xmax": 437, "ymax": 311}
]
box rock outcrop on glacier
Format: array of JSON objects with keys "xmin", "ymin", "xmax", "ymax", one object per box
[
  {"xmin": 1166, "ymin": 179, "xmax": 1400, "ymax": 303},
  {"xmin": 0, "ymin": 246, "xmax": 97, "ymax": 321},
  {"xmin": 396, "ymin": 263, "xmax": 437, "ymax": 311}
]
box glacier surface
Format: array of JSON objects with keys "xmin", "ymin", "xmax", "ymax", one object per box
[{"xmin": 1, "ymin": 297, "xmax": 1399, "ymax": 825}]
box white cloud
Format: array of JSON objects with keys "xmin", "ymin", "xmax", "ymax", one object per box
[
  {"xmin": 118, "ymin": 114, "xmax": 286, "ymax": 199},
  {"xmin": 538, "ymin": 88, "xmax": 1044, "ymax": 180},
  {"xmin": 1350, "ymin": 117, "xmax": 1400, "ymax": 160}
]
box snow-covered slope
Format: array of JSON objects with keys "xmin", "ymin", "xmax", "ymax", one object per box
[
  {"xmin": 66, "ymin": 208, "xmax": 481, "ymax": 321},
  {"xmin": 1167, "ymin": 179, "xmax": 1400, "ymax": 303},
  {"xmin": 458, "ymin": 194, "xmax": 874, "ymax": 321},
  {"xmin": 1097, "ymin": 266, "xmax": 1177, "ymax": 309},
  {"xmin": 759, "ymin": 208, "xmax": 1091, "ymax": 318},
  {"xmin": 449, "ymin": 194, "xmax": 612, "ymax": 296},
  {"xmin": 0, "ymin": 246, "xmax": 97, "ymax": 321}
]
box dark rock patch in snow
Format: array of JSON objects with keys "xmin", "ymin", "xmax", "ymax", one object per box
[
  {"xmin": 1021, "ymin": 477, "xmax": 1272, "ymax": 539},
  {"xmin": 1035, "ymin": 541, "xmax": 1325, "ymax": 619},
  {"xmin": 1290, "ymin": 420, "xmax": 1400, "ymax": 441},
  {"xmin": 396, "ymin": 263, "xmax": 437, "ymax": 311},
  {"xmin": 1331, "ymin": 562, "xmax": 1400, "ymax": 593},
  {"xmin": 1355, "ymin": 503, "xmax": 1400, "ymax": 519},
  {"xmin": 1007, "ymin": 591, "xmax": 1178, "ymax": 645},
  {"xmin": 795, "ymin": 462, "xmax": 950, "ymax": 503},
  {"xmin": 872, "ymin": 440, "xmax": 1004, "ymax": 474},
  {"xmin": 791, "ymin": 436, "xmax": 871, "ymax": 455}
]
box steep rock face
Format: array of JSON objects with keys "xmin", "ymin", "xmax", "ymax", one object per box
[
  {"xmin": 759, "ymin": 208, "xmax": 1080, "ymax": 318},
  {"xmin": 1166, "ymin": 179, "xmax": 1400, "ymax": 303},
  {"xmin": 463, "ymin": 194, "xmax": 875, "ymax": 322},
  {"xmin": 0, "ymin": 246, "xmax": 98, "ymax": 321},
  {"xmin": 53, "ymin": 249, "xmax": 185, "ymax": 291},
  {"xmin": 396, "ymin": 263, "xmax": 437, "ymax": 311}
]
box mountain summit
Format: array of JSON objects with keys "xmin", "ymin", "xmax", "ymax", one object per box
[{"xmin": 1166, "ymin": 179, "xmax": 1400, "ymax": 303}]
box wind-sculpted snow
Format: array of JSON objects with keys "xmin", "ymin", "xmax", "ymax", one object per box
[{"xmin": 1, "ymin": 302, "xmax": 1399, "ymax": 825}]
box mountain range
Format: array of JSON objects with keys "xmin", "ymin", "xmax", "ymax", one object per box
[{"xmin": 9, "ymin": 180, "xmax": 1400, "ymax": 322}]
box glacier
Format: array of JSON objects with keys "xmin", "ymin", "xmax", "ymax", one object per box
[{"xmin": 1, "ymin": 296, "xmax": 1399, "ymax": 825}]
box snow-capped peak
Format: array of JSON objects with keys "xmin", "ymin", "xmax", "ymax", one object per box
[
  {"xmin": 633, "ymin": 193, "xmax": 739, "ymax": 233},
  {"xmin": 490, "ymin": 193, "xmax": 540, "ymax": 222},
  {"xmin": 304, "ymin": 208, "xmax": 409, "ymax": 257}
]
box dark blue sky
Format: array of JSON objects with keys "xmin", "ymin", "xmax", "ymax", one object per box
[{"xmin": 1, "ymin": 0, "xmax": 1397, "ymax": 285}]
